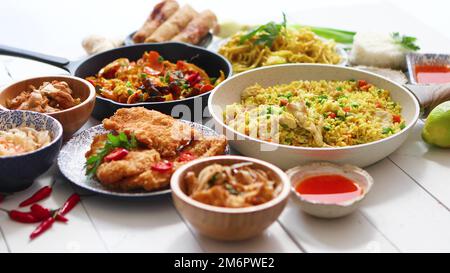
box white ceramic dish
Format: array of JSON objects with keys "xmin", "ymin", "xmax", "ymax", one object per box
[
  {"xmin": 208, "ymin": 64, "xmax": 420, "ymax": 169},
  {"xmin": 286, "ymin": 162, "xmax": 373, "ymax": 218}
]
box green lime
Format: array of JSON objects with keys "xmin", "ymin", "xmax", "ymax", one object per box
[{"xmin": 422, "ymin": 101, "xmax": 450, "ymax": 148}]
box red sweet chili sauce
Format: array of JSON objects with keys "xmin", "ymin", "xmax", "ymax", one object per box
[
  {"xmin": 415, "ymin": 65, "xmax": 450, "ymax": 84},
  {"xmin": 295, "ymin": 175, "xmax": 362, "ymax": 204}
]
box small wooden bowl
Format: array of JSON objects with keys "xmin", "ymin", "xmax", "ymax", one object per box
[
  {"xmin": 0, "ymin": 75, "xmax": 95, "ymax": 138},
  {"xmin": 171, "ymin": 155, "xmax": 290, "ymax": 241}
]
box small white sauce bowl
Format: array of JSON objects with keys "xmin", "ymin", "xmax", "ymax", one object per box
[{"xmin": 286, "ymin": 162, "xmax": 374, "ymax": 218}]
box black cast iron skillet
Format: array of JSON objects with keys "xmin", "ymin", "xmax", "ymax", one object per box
[{"xmin": 0, "ymin": 43, "xmax": 232, "ymax": 121}]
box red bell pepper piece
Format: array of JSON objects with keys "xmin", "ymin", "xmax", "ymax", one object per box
[
  {"xmin": 358, "ymin": 80, "xmax": 368, "ymax": 88},
  {"xmin": 185, "ymin": 72, "xmax": 201, "ymax": 87}
]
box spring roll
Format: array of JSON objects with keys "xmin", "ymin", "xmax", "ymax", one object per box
[
  {"xmin": 171, "ymin": 10, "xmax": 217, "ymax": 44},
  {"xmin": 145, "ymin": 4, "xmax": 198, "ymax": 43},
  {"xmin": 132, "ymin": 0, "xmax": 179, "ymax": 43}
]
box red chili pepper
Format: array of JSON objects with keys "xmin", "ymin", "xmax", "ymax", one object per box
[
  {"xmin": 151, "ymin": 161, "xmax": 174, "ymax": 173},
  {"xmin": 178, "ymin": 151, "xmax": 197, "ymax": 162},
  {"xmin": 343, "ymin": 107, "xmax": 351, "ymax": 112},
  {"xmin": 358, "ymin": 80, "xmax": 368, "ymax": 88},
  {"xmin": 30, "ymin": 217, "xmax": 55, "ymax": 240},
  {"xmin": 59, "ymin": 194, "xmax": 81, "ymax": 216},
  {"xmin": 104, "ymin": 148, "xmax": 129, "ymax": 162},
  {"xmin": 185, "ymin": 72, "xmax": 201, "ymax": 87},
  {"xmin": 55, "ymin": 213, "xmax": 68, "ymax": 223},
  {"xmin": 328, "ymin": 112, "xmax": 337, "ymax": 119},
  {"xmin": 30, "ymin": 204, "xmax": 51, "ymax": 220},
  {"xmin": 375, "ymin": 101, "xmax": 382, "ymax": 108},
  {"xmin": 19, "ymin": 186, "xmax": 52, "ymax": 207},
  {"xmin": 8, "ymin": 210, "xmax": 41, "ymax": 223},
  {"xmin": 393, "ymin": 115, "xmax": 401, "ymax": 123}
]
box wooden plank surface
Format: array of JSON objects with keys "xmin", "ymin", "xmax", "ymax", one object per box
[
  {"xmin": 363, "ymin": 159, "xmax": 450, "ymax": 252},
  {"xmin": 0, "ymin": 167, "xmax": 107, "ymax": 252},
  {"xmin": 389, "ymin": 121, "xmax": 450, "ymax": 209},
  {"xmin": 189, "ymin": 222, "xmax": 302, "ymax": 253}
]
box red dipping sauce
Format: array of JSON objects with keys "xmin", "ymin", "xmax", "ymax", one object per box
[
  {"xmin": 415, "ymin": 65, "xmax": 450, "ymax": 84},
  {"xmin": 295, "ymin": 175, "xmax": 362, "ymax": 204}
]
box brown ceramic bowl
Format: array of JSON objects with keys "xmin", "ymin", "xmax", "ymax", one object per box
[
  {"xmin": 0, "ymin": 75, "xmax": 95, "ymax": 138},
  {"xmin": 171, "ymin": 155, "xmax": 290, "ymax": 241}
]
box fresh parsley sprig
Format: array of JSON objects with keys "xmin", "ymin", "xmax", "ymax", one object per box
[
  {"xmin": 240, "ymin": 13, "xmax": 287, "ymax": 47},
  {"xmin": 391, "ymin": 32, "xmax": 420, "ymax": 51},
  {"xmin": 85, "ymin": 132, "xmax": 138, "ymax": 177}
]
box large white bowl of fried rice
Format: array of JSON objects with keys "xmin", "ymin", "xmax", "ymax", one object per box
[{"xmin": 208, "ymin": 64, "xmax": 420, "ymax": 169}]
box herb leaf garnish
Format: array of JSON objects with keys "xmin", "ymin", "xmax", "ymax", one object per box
[
  {"xmin": 240, "ymin": 13, "xmax": 287, "ymax": 47},
  {"xmin": 391, "ymin": 32, "xmax": 420, "ymax": 51},
  {"xmin": 85, "ymin": 132, "xmax": 138, "ymax": 177}
]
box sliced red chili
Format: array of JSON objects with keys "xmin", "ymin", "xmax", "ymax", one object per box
[
  {"xmin": 178, "ymin": 151, "xmax": 197, "ymax": 162},
  {"xmin": 151, "ymin": 161, "xmax": 174, "ymax": 172},
  {"xmin": 104, "ymin": 148, "xmax": 129, "ymax": 162},
  {"xmin": 393, "ymin": 115, "xmax": 401, "ymax": 123},
  {"xmin": 19, "ymin": 185, "xmax": 52, "ymax": 207},
  {"xmin": 328, "ymin": 112, "xmax": 337, "ymax": 118},
  {"xmin": 30, "ymin": 217, "xmax": 55, "ymax": 240},
  {"xmin": 59, "ymin": 193, "xmax": 81, "ymax": 216},
  {"xmin": 375, "ymin": 101, "xmax": 382, "ymax": 108},
  {"xmin": 343, "ymin": 107, "xmax": 351, "ymax": 112}
]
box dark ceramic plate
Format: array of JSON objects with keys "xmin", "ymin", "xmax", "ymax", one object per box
[
  {"xmin": 124, "ymin": 31, "xmax": 213, "ymax": 48},
  {"xmin": 0, "ymin": 110, "xmax": 63, "ymax": 192},
  {"xmin": 57, "ymin": 121, "xmax": 229, "ymax": 197}
]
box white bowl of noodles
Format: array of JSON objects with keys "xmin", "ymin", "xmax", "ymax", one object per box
[{"xmin": 208, "ymin": 64, "xmax": 420, "ymax": 169}]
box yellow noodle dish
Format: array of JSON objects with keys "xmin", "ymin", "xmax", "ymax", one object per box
[{"xmin": 218, "ymin": 15, "xmax": 341, "ymax": 73}]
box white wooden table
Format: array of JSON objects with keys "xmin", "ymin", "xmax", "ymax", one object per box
[{"xmin": 0, "ymin": 0, "xmax": 449, "ymax": 253}]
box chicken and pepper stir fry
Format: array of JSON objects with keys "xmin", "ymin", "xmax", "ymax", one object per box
[
  {"xmin": 6, "ymin": 81, "xmax": 80, "ymax": 113},
  {"xmin": 86, "ymin": 51, "xmax": 225, "ymax": 104}
]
